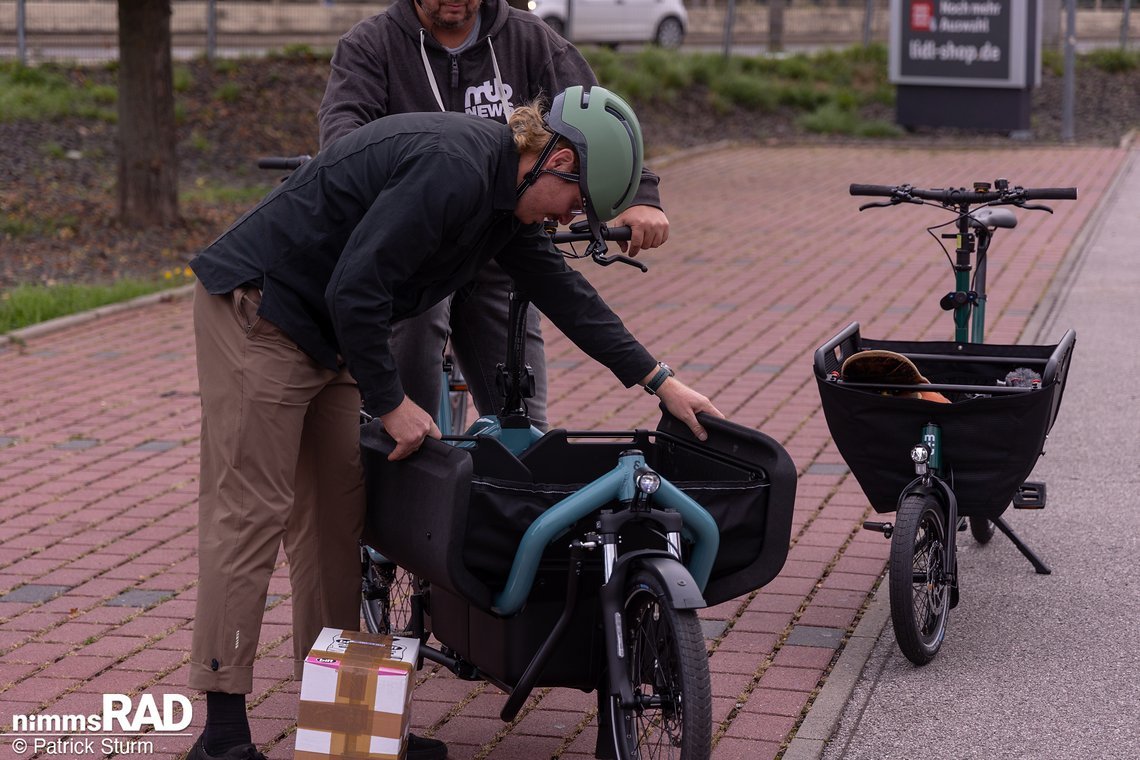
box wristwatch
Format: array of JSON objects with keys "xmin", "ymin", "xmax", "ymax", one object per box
[{"xmin": 643, "ymin": 362, "xmax": 674, "ymax": 395}]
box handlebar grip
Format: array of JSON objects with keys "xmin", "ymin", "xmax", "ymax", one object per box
[
  {"xmin": 1022, "ymin": 187, "xmax": 1077, "ymax": 200},
  {"xmin": 550, "ymin": 225, "xmax": 633, "ymax": 244},
  {"xmin": 257, "ymin": 155, "xmax": 312, "ymax": 171},
  {"xmin": 849, "ymin": 183, "xmax": 897, "ymax": 197}
]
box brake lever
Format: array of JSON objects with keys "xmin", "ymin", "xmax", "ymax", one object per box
[
  {"xmin": 1018, "ymin": 202, "xmax": 1054, "ymax": 214},
  {"xmin": 859, "ymin": 196, "xmax": 919, "ymax": 211},
  {"xmin": 588, "ymin": 240, "xmax": 648, "ymax": 272}
]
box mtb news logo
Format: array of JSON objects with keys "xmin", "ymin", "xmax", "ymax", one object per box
[
  {"xmin": 465, "ymin": 78, "xmax": 515, "ymax": 120},
  {"xmin": 6, "ymin": 693, "xmax": 192, "ymax": 756}
]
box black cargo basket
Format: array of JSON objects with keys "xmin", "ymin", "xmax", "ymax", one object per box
[
  {"xmin": 361, "ymin": 411, "xmax": 796, "ymax": 614},
  {"xmin": 813, "ymin": 322, "xmax": 1075, "ymax": 519}
]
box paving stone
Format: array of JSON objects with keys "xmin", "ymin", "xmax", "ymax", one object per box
[
  {"xmin": 106, "ymin": 589, "xmax": 175, "ymax": 608},
  {"xmin": 54, "ymin": 438, "xmax": 100, "ymax": 450},
  {"xmin": 0, "ymin": 584, "xmax": 71, "ymax": 604},
  {"xmin": 784, "ymin": 625, "xmax": 846, "ymax": 649},
  {"xmin": 133, "ymin": 440, "xmax": 180, "ymax": 452},
  {"xmin": 700, "ymin": 618, "xmax": 729, "ymax": 638},
  {"xmin": 804, "ymin": 462, "xmax": 850, "ymax": 476}
]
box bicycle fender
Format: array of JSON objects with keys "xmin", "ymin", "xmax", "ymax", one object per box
[
  {"xmin": 599, "ymin": 550, "xmax": 707, "ymax": 707},
  {"xmin": 897, "ymin": 476, "xmax": 959, "ymax": 576},
  {"xmin": 608, "ymin": 552, "xmax": 706, "ymax": 611},
  {"xmin": 896, "ymin": 476, "xmax": 954, "ymax": 514}
]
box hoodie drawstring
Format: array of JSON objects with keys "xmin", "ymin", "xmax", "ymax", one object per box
[
  {"xmin": 418, "ymin": 28, "xmax": 514, "ymax": 120},
  {"xmin": 487, "ymin": 37, "xmax": 513, "ymax": 119},
  {"xmin": 419, "ymin": 28, "xmax": 447, "ymax": 112}
]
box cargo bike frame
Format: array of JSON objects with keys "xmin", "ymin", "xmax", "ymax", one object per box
[
  {"xmin": 814, "ymin": 180, "xmax": 1077, "ymax": 665},
  {"xmin": 360, "ymin": 224, "xmax": 797, "ymax": 759}
]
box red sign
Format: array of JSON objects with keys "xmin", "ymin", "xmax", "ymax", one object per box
[{"xmin": 910, "ymin": 0, "xmax": 934, "ymax": 32}]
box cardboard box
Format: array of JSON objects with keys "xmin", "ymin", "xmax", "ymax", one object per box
[{"xmin": 295, "ymin": 628, "xmax": 420, "ymax": 760}]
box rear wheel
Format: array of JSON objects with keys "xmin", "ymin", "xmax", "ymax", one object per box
[
  {"xmin": 889, "ymin": 494, "xmax": 950, "ymax": 665},
  {"xmin": 969, "ymin": 516, "xmax": 995, "ymax": 545},
  {"xmin": 609, "ymin": 569, "xmax": 711, "ymax": 760},
  {"xmin": 361, "ymin": 547, "xmax": 419, "ymax": 636}
]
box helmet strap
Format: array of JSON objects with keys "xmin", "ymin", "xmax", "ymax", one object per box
[{"xmin": 515, "ymin": 133, "xmax": 562, "ymax": 199}]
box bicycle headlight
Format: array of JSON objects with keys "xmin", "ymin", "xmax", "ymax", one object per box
[
  {"xmin": 636, "ymin": 471, "xmax": 661, "ymax": 495},
  {"xmin": 911, "ymin": 444, "xmax": 931, "ymax": 464}
]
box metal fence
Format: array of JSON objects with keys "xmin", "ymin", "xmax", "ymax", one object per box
[{"xmin": 2, "ymin": 0, "xmax": 1136, "ymax": 65}]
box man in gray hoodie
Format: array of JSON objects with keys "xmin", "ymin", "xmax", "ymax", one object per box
[{"xmin": 318, "ymin": 0, "xmax": 671, "ymax": 433}]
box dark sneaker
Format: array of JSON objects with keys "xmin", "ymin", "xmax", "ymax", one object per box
[
  {"xmin": 186, "ymin": 735, "xmax": 267, "ymax": 760},
  {"xmin": 407, "ymin": 732, "xmax": 448, "ymax": 760}
]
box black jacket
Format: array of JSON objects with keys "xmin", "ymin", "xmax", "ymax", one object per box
[{"xmin": 190, "ymin": 112, "xmax": 655, "ymax": 417}]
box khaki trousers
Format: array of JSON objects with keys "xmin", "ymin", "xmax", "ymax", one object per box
[{"xmin": 189, "ymin": 282, "xmax": 364, "ymax": 694}]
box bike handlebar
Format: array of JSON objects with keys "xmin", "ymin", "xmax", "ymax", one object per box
[
  {"xmin": 849, "ymin": 182, "xmax": 1077, "ymax": 204},
  {"xmin": 550, "ymin": 225, "xmax": 633, "ymax": 244},
  {"xmin": 257, "ymin": 155, "xmax": 312, "ymax": 171}
]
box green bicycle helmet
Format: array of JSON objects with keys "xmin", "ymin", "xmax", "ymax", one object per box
[{"xmin": 516, "ymin": 86, "xmax": 643, "ymax": 238}]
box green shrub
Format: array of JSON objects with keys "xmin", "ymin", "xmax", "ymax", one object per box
[
  {"xmin": 776, "ymin": 82, "xmax": 830, "ymax": 109},
  {"xmin": 214, "ymin": 81, "xmax": 242, "ymax": 103},
  {"xmin": 173, "ymin": 65, "xmax": 194, "ymax": 93},
  {"xmin": 798, "ymin": 102, "xmax": 859, "ymax": 135},
  {"xmin": 0, "ymin": 62, "xmax": 117, "ymax": 122},
  {"xmin": 1083, "ymin": 48, "xmax": 1139, "ymax": 73},
  {"xmin": 711, "ymin": 73, "xmax": 779, "ymax": 111}
]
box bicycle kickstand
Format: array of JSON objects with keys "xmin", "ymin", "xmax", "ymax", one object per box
[{"xmin": 991, "ymin": 516, "xmax": 1051, "ymax": 575}]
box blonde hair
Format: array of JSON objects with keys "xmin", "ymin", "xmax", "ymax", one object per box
[{"xmin": 508, "ymin": 101, "xmax": 572, "ymax": 157}]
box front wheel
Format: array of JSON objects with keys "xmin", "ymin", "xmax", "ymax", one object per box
[
  {"xmin": 888, "ymin": 494, "xmax": 951, "ymax": 665},
  {"xmin": 609, "ymin": 569, "xmax": 711, "ymax": 760}
]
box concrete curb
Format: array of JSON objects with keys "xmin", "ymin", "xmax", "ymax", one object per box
[
  {"xmin": 0, "ymin": 283, "xmax": 196, "ymax": 349},
  {"xmin": 783, "ymin": 584, "xmax": 891, "ymax": 760}
]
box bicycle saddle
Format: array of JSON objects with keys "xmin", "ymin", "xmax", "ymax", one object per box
[{"xmin": 968, "ymin": 207, "xmax": 1018, "ymax": 230}]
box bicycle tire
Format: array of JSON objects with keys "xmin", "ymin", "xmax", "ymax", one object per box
[
  {"xmin": 969, "ymin": 516, "xmax": 995, "ymax": 545},
  {"xmin": 889, "ymin": 494, "xmax": 951, "ymax": 665},
  {"xmin": 360, "ymin": 549, "xmax": 419, "ymax": 637},
  {"xmin": 609, "ymin": 569, "xmax": 712, "ymax": 760}
]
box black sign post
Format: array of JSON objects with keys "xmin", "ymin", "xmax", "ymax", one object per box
[{"xmin": 890, "ymin": 0, "xmax": 1042, "ymax": 134}]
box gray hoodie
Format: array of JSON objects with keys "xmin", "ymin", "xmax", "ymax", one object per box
[{"xmin": 318, "ymin": 0, "xmax": 661, "ymax": 208}]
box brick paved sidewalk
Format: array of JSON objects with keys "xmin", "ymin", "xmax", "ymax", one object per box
[{"xmin": 0, "ymin": 144, "xmax": 1121, "ymax": 760}]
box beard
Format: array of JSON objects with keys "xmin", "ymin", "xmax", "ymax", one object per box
[{"xmin": 419, "ymin": 0, "xmax": 481, "ymax": 30}]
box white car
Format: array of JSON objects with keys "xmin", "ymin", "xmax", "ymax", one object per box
[{"xmin": 527, "ymin": 0, "xmax": 688, "ymax": 48}]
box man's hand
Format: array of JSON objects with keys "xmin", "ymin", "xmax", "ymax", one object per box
[
  {"xmin": 380, "ymin": 397, "xmax": 442, "ymax": 461},
  {"xmin": 612, "ymin": 204, "xmax": 669, "ymax": 257},
  {"xmin": 652, "ymin": 377, "xmax": 724, "ymax": 441}
]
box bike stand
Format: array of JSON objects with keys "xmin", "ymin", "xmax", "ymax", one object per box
[{"xmin": 991, "ymin": 516, "xmax": 1051, "ymax": 575}]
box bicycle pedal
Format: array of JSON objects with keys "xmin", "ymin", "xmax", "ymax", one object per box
[
  {"xmin": 862, "ymin": 520, "xmax": 893, "ymax": 539},
  {"xmin": 1013, "ymin": 481, "xmax": 1046, "ymax": 509}
]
